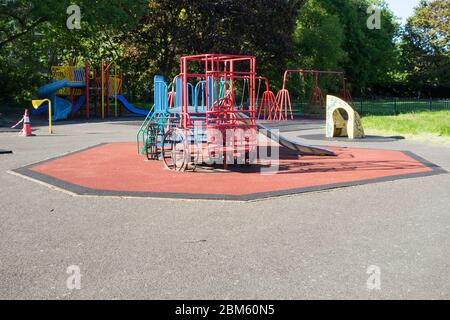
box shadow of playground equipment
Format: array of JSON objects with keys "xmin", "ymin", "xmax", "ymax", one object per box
[
  {"xmin": 193, "ymin": 146, "xmax": 423, "ymax": 175},
  {"xmin": 276, "ymin": 159, "xmax": 425, "ymax": 175},
  {"xmin": 299, "ymin": 134, "xmax": 405, "ymax": 143}
]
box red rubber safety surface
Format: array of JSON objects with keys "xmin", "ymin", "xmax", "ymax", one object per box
[{"xmin": 14, "ymin": 142, "xmax": 445, "ymax": 201}]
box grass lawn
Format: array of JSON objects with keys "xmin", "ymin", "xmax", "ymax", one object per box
[{"xmin": 362, "ymin": 111, "xmax": 450, "ymax": 139}]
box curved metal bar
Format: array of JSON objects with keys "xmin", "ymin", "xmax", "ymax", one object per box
[{"xmin": 194, "ymin": 81, "xmax": 206, "ymax": 112}]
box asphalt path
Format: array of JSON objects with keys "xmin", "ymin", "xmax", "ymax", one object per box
[{"xmin": 0, "ymin": 119, "xmax": 449, "ymax": 299}]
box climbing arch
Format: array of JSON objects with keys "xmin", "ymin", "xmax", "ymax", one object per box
[{"xmin": 326, "ymin": 95, "xmax": 365, "ymax": 139}]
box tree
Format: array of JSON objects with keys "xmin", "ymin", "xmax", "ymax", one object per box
[
  {"xmin": 123, "ymin": 0, "xmax": 307, "ymax": 98},
  {"xmin": 289, "ymin": 0, "xmax": 399, "ymax": 95},
  {"xmin": 0, "ymin": 0, "xmax": 148, "ymax": 104},
  {"xmin": 292, "ymin": 0, "xmax": 347, "ymax": 71},
  {"xmin": 324, "ymin": 0, "xmax": 399, "ymax": 92},
  {"xmin": 288, "ymin": 0, "xmax": 347, "ymax": 99},
  {"xmin": 0, "ymin": 0, "xmax": 63, "ymax": 49},
  {"xmin": 400, "ymin": 0, "xmax": 450, "ymax": 90}
]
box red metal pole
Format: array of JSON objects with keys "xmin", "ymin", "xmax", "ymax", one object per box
[
  {"xmin": 252, "ymin": 58, "xmax": 256, "ymax": 122},
  {"xmin": 230, "ymin": 60, "xmax": 235, "ymax": 109},
  {"xmin": 105, "ymin": 61, "xmax": 110, "ymax": 118},
  {"xmin": 182, "ymin": 57, "xmax": 188, "ymax": 128},
  {"xmin": 94, "ymin": 69, "xmax": 98, "ymax": 117},
  {"xmin": 101, "ymin": 60, "xmax": 105, "ymax": 119}
]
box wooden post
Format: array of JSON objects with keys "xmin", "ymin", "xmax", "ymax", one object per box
[
  {"xmin": 106, "ymin": 60, "xmax": 110, "ymax": 118},
  {"xmin": 85, "ymin": 59, "xmax": 90, "ymax": 119}
]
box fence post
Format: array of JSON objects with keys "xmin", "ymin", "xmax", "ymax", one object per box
[
  {"xmin": 394, "ymin": 98, "xmax": 398, "ymax": 115},
  {"xmin": 360, "ymin": 98, "xmax": 363, "ymax": 115},
  {"xmin": 429, "ymin": 98, "xmax": 432, "ymax": 111}
]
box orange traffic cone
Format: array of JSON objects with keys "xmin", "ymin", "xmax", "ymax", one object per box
[
  {"xmin": 13, "ymin": 109, "xmax": 33, "ymax": 137},
  {"xmin": 21, "ymin": 123, "xmax": 32, "ymax": 137}
]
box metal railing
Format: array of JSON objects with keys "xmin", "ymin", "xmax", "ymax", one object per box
[{"xmin": 290, "ymin": 98, "xmax": 450, "ymax": 116}]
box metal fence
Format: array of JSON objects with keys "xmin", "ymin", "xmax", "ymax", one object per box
[
  {"xmin": 355, "ymin": 98, "xmax": 450, "ymax": 116},
  {"xmin": 290, "ymin": 98, "xmax": 450, "ymax": 117}
]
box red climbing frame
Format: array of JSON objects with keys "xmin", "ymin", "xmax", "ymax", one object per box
[{"xmin": 178, "ymin": 54, "xmax": 258, "ymax": 164}]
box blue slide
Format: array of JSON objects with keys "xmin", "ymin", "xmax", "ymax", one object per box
[
  {"xmin": 71, "ymin": 95, "xmax": 86, "ymax": 114},
  {"xmin": 32, "ymin": 79, "xmax": 85, "ymax": 121},
  {"xmin": 115, "ymin": 95, "xmax": 150, "ymax": 116}
]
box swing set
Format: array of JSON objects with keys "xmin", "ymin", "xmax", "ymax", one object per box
[
  {"xmin": 272, "ymin": 69, "xmax": 354, "ymax": 120},
  {"xmin": 236, "ymin": 76, "xmax": 280, "ymax": 121}
]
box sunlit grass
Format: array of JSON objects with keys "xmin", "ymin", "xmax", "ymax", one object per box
[{"xmin": 362, "ymin": 111, "xmax": 450, "ymax": 137}]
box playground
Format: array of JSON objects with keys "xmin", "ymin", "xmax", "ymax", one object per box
[
  {"xmin": 1, "ymin": 108, "xmax": 450, "ymax": 299},
  {"xmin": 0, "ymin": 47, "xmax": 449, "ymax": 298},
  {"xmin": 0, "ymin": 52, "xmax": 449, "ymax": 300},
  {"xmin": 30, "ymin": 59, "xmax": 149, "ymax": 121},
  {"xmin": 2, "ymin": 0, "xmax": 450, "ymax": 308},
  {"xmin": 2, "ymin": 54, "xmax": 445, "ymax": 201}
]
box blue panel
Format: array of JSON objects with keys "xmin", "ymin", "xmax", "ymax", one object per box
[
  {"xmin": 175, "ymin": 76, "xmax": 182, "ymax": 108},
  {"xmin": 207, "ymin": 76, "xmax": 214, "ymax": 109},
  {"xmin": 154, "ymin": 75, "xmax": 168, "ymax": 114}
]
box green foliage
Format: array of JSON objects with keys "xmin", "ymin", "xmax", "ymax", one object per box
[
  {"xmin": 292, "ymin": 0, "xmax": 347, "ymax": 70},
  {"xmin": 122, "ymin": 0, "xmax": 306, "ymax": 98},
  {"xmin": 0, "ymin": 0, "xmax": 447, "ymax": 107},
  {"xmin": 400, "ymin": 0, "xmax": 450, "ymax": 89},
  {"xmin": 0, "ymin": 0, "xmax": 147, "ymax": 105},
  {"xmin": 288, "ymin": 0, "xmax": 400, "ymax": 98},
  {"xmin": 0, "ymin": 0, "xmax": 65, "ymax": 49},
  {"xmin": 289, "ymin": 0, "xmax": 347, "ymax": 99},
  {"xmin": 323, "ymin": 0, "xmax": 398, "ymax": 90}
]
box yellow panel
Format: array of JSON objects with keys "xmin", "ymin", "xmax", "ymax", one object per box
[{"xmin": 108, "ymin": 76, "xmax": 122, "ymax": 97}]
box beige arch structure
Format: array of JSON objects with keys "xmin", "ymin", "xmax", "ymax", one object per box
[{"xmin": 326, "ymin": 95, "xmax": 365, "ymax": 139}]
